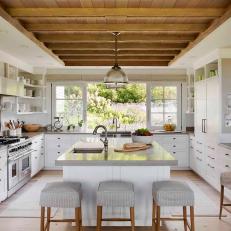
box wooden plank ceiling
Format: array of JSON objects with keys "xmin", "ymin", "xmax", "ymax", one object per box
[{"xmin": 0, "ymin": 0, "xmax": 231, "ymax": 67}]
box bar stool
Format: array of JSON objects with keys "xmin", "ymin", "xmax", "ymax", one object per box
[
  {"xmin": 152, "ymin": 180, "xmax": 195, "ymax": 231},
  {"xmin": 219, "ymin": 171, "xmax": 231, "ymax": 219},
  {"xmin": 39, "ymin": 181, "xmax": 82, "ymax": 231},
  {"xmin": 96, "ymin": 180, "xmax": 135, "ymax": 231}
]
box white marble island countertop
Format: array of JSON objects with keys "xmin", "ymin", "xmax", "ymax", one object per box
[{"xmin": 56, "ymin": 141, "xmax": 177, "ymax": 166}]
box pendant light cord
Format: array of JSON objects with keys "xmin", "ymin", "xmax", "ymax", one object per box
[{"xmin": 113, "ymin": 32, "xmax": 119, "ymax": 66}]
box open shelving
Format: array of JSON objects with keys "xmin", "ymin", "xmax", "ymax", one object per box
[{"xmin": 16, "ymin": 70, "xmax": 47, "ymax": 115}]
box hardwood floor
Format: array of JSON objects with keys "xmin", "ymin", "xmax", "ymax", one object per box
[{"xmin": 0, "ymin": 170, "xmax": 231, "ymax": 231}]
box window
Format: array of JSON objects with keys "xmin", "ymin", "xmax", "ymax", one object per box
[
  {"xmin": 52, "ymin": 82, "xmax": 183, "ymax": 131},
  {"xmin": 148, "ymin": 83, "xmax": 182, "ymax": 130},
  {"xmin": 53, "ymin": 84, "xmax": 86, "ymax": 126},
  {"xmin": 87, "ymin": 83, "xmax": 146, "ymax": 131}
]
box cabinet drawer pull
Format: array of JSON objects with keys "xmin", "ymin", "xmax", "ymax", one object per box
[
  {"xmin": 196, "ymin": 141, "xmax": 202, "ymax": 145},
  {"xmin": 57, "ymin": 137, "xmax": 61, "ymax": 140},
  {"xmin": 173, "ymin": 145, "xmax": 176, "ymax": 147},
  {"xmin": 225, "ymin": 154, "xmax": 230, "ymax": 156},
  {"xmin": 207, "ymin": 146, "xmax": 215, "ymax": 150},
  {"xmin": 196, "ymin": 150, "xmax": 202, "ymax": 154},
  {"xmin": 173, "ymin": 152, "xmax": 176, "ymax": 154},
  {"xmin": 208, "ymin": 164, "xmax": 215, "ymax": 169},
  {"xmin": 190, "ymin": 146, "xmax": 194, "ymax": 149},
  {"xmin": 173, "ymin": 137, "xmax": 176, "ymax": 140},
  {"xmin": 208, "ymin": 155, "xmax": 215, "ymax": 160},
  {"xmin": 225, "ymin": 165, "xmax": 230, "ymax": 168},
  {"xmin": 57, "ymin": 145, "xmax": 61, "ymax": 147},
  {"xmin": 35, "ymin": 157, "xmax": 38, "ymax": 159},
  {"xmin": 57, "ymin": 152, "xmax": 60, "ymax": 154},
  {"xmin": 196, "ymin": 157, "xmax": 202, "ymax": 161}
]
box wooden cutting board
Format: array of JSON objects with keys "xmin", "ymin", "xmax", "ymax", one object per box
[{"xmin": 114, "ymin": 144, "xmax": 152, "ymax": 152}]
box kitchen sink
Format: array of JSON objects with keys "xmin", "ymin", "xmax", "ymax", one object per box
[
  {"xmin": 73, "ymin": 147, "xmax": 104, "ymax": 153},
  {"xmin": 100, "ymin": 131, "xmax": 131, "ymax": 137}
]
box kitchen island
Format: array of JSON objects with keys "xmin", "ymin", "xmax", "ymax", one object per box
[{"xmin": 56, "ymin": 140, "xmax": 177, "ymax": 226}]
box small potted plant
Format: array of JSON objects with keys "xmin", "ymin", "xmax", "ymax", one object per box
[
  {"xmin": 77, "ymin": 119, "xmax": 84, "ymax": 131},
  {"xmin": 132, "ymin": 128, "xmax": 154, "ymax": 144}
]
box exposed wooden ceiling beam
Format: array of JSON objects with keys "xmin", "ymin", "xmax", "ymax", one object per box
[
  {"xmin": 53, "ymin": 50, "xmax": 180, "ymax": 56},
  {"xmin": 25, "ymin": 23, "xmax": 207, "ymax": 32},
  {"xmin": 170, "ymin": 4, "xmax": 231, "ymax": 65},
  {"xmin": 64, "ymin": 60, "xmax": 169, "ymax": 66},
  {"xmin": 37, "ymin": 33, "xmax": 197, "ymax": 43},
  {"xmin": 60, "ymin": 55, "xmax": 174, "ymax": 61},
  {"xmin": 47, "ymin": 42, "xmax": 187, "ymax": 50},
  {"xmin": 7, "ymin": 8, "xmax": 225, "ymax": 17},
  {"xmin": 0, "ymin": 6, "xmax": 64, "ymax": 65}
]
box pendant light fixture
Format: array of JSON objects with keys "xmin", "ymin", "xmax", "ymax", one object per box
[{"xmin": 104, "ymin": 32, "xmax": 128, "ymax": 88}]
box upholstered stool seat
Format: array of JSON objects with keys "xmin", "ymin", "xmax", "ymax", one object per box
[
  {"xmin": 97, "ymin": 180, "xmax": 135, "ymax": 207},
  {"xmin": 220, "ymin": 172, "xmax": 231, "ymax": 189},
  {"xmin": 152, "ymin": 180, "xmax": 195, "ymax": 231},
  {"xmin": 40, "ymin": 181, "xmax": 81, "ymax": 208},
  {"xmin": 96, "ymin": 180, "xmax": 135, "ymax": 231},
  {"xmin": 39, "ymin": 181, "xmax": 82, "ymax": 231},
  {"xmin": 219, "ymin": 171, "xmax": 231, "ymax": 219},
  {"xmin": 152, "ymin": 180, "xmax": 194, "ymax": 206}
]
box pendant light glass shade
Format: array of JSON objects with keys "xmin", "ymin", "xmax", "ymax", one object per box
[
  {"xmin": 104, "ymin": 64, "xmax": 128, "ymax": 84},
  {"xmin": 104, "ymin": 32, "xmax": 128, "ymax": 88}
]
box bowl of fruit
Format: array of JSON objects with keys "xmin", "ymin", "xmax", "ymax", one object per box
[{"xmin": 132, "ymin": 128, "xmax": 154, "ymax": 144}]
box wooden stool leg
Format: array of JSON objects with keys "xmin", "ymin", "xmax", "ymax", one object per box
[
  {"xmin": 190, "ymin": 206, "xmax": 195, "ymax": 231},
  {"xmin": 47, "ymin": 207, "xmax": 51, "ymax": 231},
  {"xmin": 79, "ymin": 205, "xmax": 82, "ymax": 230},
  {"xmin": 96, "ymin": 206, "xmax": 102, "ymax": 231},
  {"xmin": 156, "ymin": 206, "xmax": 160, "ymax": 231},
  {"xmin": 75, "ymin": 208, "xmax": 81, "ymax": 231},
  {"xmin": 183, "ymin": 206, "xmax": 187, "ymax": 231},
  {"xmin": 40, "ymin": 207, "xmax": 45, "ymax": 231},
  {"xmin": 219, "ymin": 185, "xmax": 224, "ymax": 219},
  {"xmin": 152, "ymin": 200, "xmax": 156, "ymax": 231},
  {"xmin": 130, "ymin": 207, "xmax": 135, "ymax": 231}
]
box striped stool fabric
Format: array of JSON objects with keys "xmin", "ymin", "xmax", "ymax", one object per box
[
  {"xmin": 220, "ymin": 172, "xmax": 231, "ymax": 189},
  {"xmin": 96, "ymin": 180, "xmax": 135, "ymax": 231},
  {"xmin": 152, "ymin": 180, "xmax": 194, "ymax": 206},
  {"xmin": 219, "ymin": 171, "xmax": 231, "ymax": 219},
  {"xmin": 152, "ymin": 180, "xmax": 195, "ymax": 231},
  {"xmin": 40, "ymin": 181, "xmax": 81, "ymax": 208},
  {"xmin": 97, "ymin": 180, "xmax": 135, "ymax": 207},
  {"xmin": 39, "ymin": 181, "xmax": 82, "ymax": 231}
]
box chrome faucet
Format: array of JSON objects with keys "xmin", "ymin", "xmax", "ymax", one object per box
[
  {"xmin": 93, "ymin": 125, "xmax": 108, "ymax": 152},
  {"xmin": 112, "ymin": 117, "xmax": 120, "ymax": 133}
]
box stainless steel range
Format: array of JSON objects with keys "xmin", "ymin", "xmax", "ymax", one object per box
[{"xmin": 7, "ymin": 139, "xmax": 32, "ymax": 197}]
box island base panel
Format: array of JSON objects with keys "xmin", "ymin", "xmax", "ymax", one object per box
[{"xmin": 63, "ymin": 166, "xmax": 170, "ymax": 226}]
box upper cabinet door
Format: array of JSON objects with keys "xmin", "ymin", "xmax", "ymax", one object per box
[
  {"xmin": 194, "ymin": 81, "xmax": 207, "ymax": 137},
  {"xmin": 206, "ymin": 77, "xmax": 220, "ymax": 141}
]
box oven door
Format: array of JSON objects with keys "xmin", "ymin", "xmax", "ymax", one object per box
[
  {"xmin": 19, "ymin": 153, "xmax": 31, "ymax": 182},
  {"xmin": 8, "ymin": 158, "xmax": 19, "ymax": 190}
]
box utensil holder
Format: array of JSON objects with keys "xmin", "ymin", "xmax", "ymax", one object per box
[
  {"xmin": 9, "ymin": 129, "xmax": 16, "ymax": 136},
  {"xmin": 16, "ymin": 128, "xmax": 22, "ymax": 136}
]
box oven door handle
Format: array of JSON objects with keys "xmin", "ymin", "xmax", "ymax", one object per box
[{"xmin": 8, "ymin": 149, "xmax": 32, "ymax": 161}]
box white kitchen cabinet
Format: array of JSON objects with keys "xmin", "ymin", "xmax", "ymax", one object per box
[
  {"xmin": 154, "ymin": 134, "xmax": 189, "ymax": 169},
  {"xmin": 0, "ymin": 147, "xmax": 8, "ymax": 202},
  {"xmin": 189, "ymin": 135, "xmax": 196, "ymax": 171},
  {"xmin": 31, "ymin": 134, "xmax": 45, "ymax": 177},
  {"xmin": 44, "ymin": 134, "xmax": 89, "ymax": 170}
]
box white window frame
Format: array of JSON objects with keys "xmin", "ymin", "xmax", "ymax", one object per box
[
  {"xmin": 147, "ymin": 81, "xmax": 183, "ymax": 131},
  {"xmin": 51, "ymin": 82, "xmax": 87, "ymax": 127}
]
